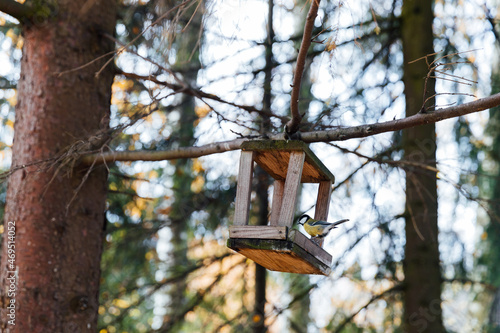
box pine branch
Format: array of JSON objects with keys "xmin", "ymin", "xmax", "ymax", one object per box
[
  {"xmin": 0, "ymin": 0, "xmax": 32, "ymax": 21},
  {"xmin": 80, "ymin": 92, "xmax": 500, "ymax": 165}
]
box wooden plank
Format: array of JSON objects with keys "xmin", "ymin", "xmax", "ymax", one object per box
[
  {"xmin": 314, "ymin": 181, "xmax": 332, "ymax": 221},
  {"xmin": 253, "ymin": 151, "xmax": 289, "ymax": 181},
  {"xmin": 277, "ymin": 151, "xmax": 305, "ymax": 227},
  {"xmin": 288, "ymin": 230, "xmax": 332, "ymax": 266},
  {"xmin": 233, "ymin": 151, "xmax": 254, "ymax": 226},
  {"xmin": 229, "ymin": 226, "xmax": 287, "ymax": 240},
  {"xmin": 302, "ymin": 149, "xmax": 335, "ymax": 183},
  {"xmin": 227, "ymin": 238, "xmax": 331, "ymax": 275},
  {"xmin": 241, "ymin": 140, "xmax": 335, "ymax": 183},
  {"xmin": 269, "ymin": 180, "xmax": 285, "ymax": 226},
  {"xmin": 241, "ymin": 139, "xmax": 308, "ymax": 152},
  {"xmin": 314, "ymin": 180, "xmax": 332, "ymax": 248}
]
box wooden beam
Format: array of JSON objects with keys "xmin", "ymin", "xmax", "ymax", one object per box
[
  {"xmin": 233, "ymin": 151, "xmax": 254, "ymax": 226},
  {"xmin": 314, "ymin": 180, "xmax": 332, "ymax": 247},
  {"xmin": 269, "ymin": 180, "xmax": 285, "ymax": 226},
  {"xmin": 229, "ymin": 226, "xmax": 287, "ymax": 240},
  {"xmin": 314, "ymin": 180, "xmax": 332, "ymax": 221},
  {"xmin": 278, "ymin": 151, "xmax": 305, "ymax": 227},
  {"xmin": 241, "ymin": 140, "xmax": 335, "ymax": 183},
  {"xmin": 288, "ymin": 230, "xmax": 332, "ymax": 266}
]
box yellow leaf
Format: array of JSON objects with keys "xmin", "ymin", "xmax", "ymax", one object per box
[
  {"xmin": 145, "ymin": 250, "xmax": 155, "ymax": 261},
  {"xmin": 195, "ymin": 105, "xmax": 210, "ymax": 118},
  {"xmin": 325, "ymin": 36, "xmax": 336, "ymax": 52},
  {"xmin": 113, "ymin": 298, "xmax": 131, "ymax": 309},
  {"xmin": 191, "ymin": 175, "xmax": 204, "ymax": 193},
  {"xmin": 5, "ymin": 28, "xmax": 16, "ymax": 41},
  {"xmin": 6, "ymin": 91, "xmax": 17, "ymax": 107},
  {"xmin": 135, "ymin": 197, "xmax": 147, "ymax": 210},
  {"xmin": 192, "ymin": 158, "xmax": 204, "ymax": 174}
]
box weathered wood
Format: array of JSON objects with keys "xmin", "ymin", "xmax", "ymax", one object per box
[
  {"xmin": 288, "ymin": 230, "xmax": 332, "ymax": 266},
  {"xmin": 227, "ymin": 237, "xmax": 331, "ymax": 275},
  {"xmin": 233, "ymin": 151, "xmax": 254, "ymax": 226},
  {"xmin": 241, "ymin": 140, "xmax": 335, "ymax": 183},
  {"xmin": 229, "ymin": 140, "xmax": 338, "ymax": 275},
  {"xmin": 314, "ymin": 180, "xmax": 332, "ymax": 247},
  {"xmin": 269, "ymin": 180, "xmax": 285, "ymax": 226},
  {"xmin": 315, "ymin": 180, "xmax": 332, "ymax": 221},
  {"xmin": 229, "ymin": 226, "xmax": 288, "ymax": 240},
  {"xmin": 278, "ymin": 151, "xmax": 305, "ymax": 227}
]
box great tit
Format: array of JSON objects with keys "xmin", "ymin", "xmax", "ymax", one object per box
[{"xmin": 297, "ymin": 214, "xmax": 349, "ymax": 238}]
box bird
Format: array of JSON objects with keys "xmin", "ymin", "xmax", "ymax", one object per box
[{"xmin": 297, "ymin": 214, "xmax": 349, "ymax": 238}]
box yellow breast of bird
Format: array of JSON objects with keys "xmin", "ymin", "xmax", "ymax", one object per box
[{"xmin": 303, "ymin": 223, "xmax": 324, "ymax": 237}]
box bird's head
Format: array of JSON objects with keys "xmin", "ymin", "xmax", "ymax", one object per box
[{"xmin": 297, "ymin": 214, "xmax": 311, "ymax": 226}]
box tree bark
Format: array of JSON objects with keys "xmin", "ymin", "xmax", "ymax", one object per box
[
  {"xmin": 401, "ymin": 0, "xmax": 445, "ymax": 332},
  {"xmin": 485, "ymin": 53, "xmax": 500, "ymax": 331},
  {"xmin": 0, "ymin": 1, "xmax": 116, "ymax": 332}
]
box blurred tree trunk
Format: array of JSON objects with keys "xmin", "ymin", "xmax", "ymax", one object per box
[
  {"xmin": 253, "ymin": 166, "xmax": 270, "ymax": 333},
  {"xmin": 484, "ymin": 53, "xmax": 500, "ymax": 331},
  {"xmin": 161, "ymin": 3, "xmax": 204, "ymax": 331},
  {"xmin": 401, "ymin": 0, "xmax": 444, "ymax": 332},
  {"xmin": 251, "ymin": 2, "xmax": 275, "ymax": 331},
  {"xmin": 0, "ymin": 1, "xmax": 116, "ymax": 332}
]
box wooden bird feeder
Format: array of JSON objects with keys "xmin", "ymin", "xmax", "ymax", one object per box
[{"xmin": 227, "ymin": 140, "xmax": 335, "ymax": 275}]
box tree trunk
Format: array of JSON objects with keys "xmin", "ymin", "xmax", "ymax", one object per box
[
  {"xmin": 485, "ymin": 53, "xmax": 500, "ymax": 331},
  {"xmin": 401, "ymin": 1, "xmax": 444, "ymax": 332},
  {"xmin": 160, "ymin": 3, "xmax": 203, "ymax": 331},
  {"xmin": 0, "ymin": 1, "xmax": 116, "ymax": 332}
]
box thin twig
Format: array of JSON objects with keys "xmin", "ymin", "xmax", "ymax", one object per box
[{"xmin": 333, "ymin": 284, "xmax": 403, "ymax": 333}]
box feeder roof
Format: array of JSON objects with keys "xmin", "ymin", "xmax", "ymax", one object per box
[{"xmin": 240, "ymin": 140, "xmax": 335, "ymax": 183}]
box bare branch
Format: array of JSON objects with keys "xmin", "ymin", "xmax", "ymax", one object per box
[
  {"xmin": 287, "ymin": 0, "xmax": 321, "ymax": 135},
  {"xmin": 298, "ymin": 92, "xmax": 500, "ymax": 142},
  {"xmin": 0, "ymin": 0, "xmax": 32, "ymax": 21},
  {"xmin": 119, "ymin": 71, "xmax": 286, "ymax": 122},
  {"xmin": 80, "ymin": 92, "xmax": 500, "ymax": 165},
  {"xmin": 333, "ymin": 284, "xmax": 403, "ymax": 333},
  {"xmin": 81, "ymin": 138, "xmax": 248, "ymax": 164}
]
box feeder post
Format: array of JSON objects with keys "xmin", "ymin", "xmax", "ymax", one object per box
[
  {"xmin": 277, "ymin": 151, "xmax": 306, "ymax": 227},
  {"xmin": 233, "ymin": 151, "xmax": 255, "ymax": 226},
  {"xmin": 314, "ymin": 180, "xmax": 332, "ymax": 247},
  {"xmin": 269, "ymin": 180, "xmax": 285, "ymax": 226}
]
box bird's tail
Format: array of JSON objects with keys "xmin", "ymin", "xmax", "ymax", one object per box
[{"xmin": 332, "ymin": 219, "xmax": 349, "ymax": 227}]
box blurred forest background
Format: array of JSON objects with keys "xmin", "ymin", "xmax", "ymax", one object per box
[{"xmin": 1, "ymin": 0, "xmax": 500, "ymax": 332}]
